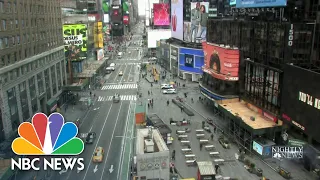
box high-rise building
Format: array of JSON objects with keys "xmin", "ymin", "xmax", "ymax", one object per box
[{"xmin": 0, "ymin": 0, "xmax": 66, "ymax": 140}]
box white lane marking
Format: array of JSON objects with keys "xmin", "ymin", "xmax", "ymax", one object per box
[
  {"xmin": 117, "ymin": 102, "xmax": 132, "ymax": 178},
  {"xmin": 112, "ymin": 65, "xmax": 123, "ymax": 83},
  {"xmin": 119, "ymin": 64, "xmax": 128, "ymax": 82},
  {"xmin": 99, "ymin": 101, "xmax": 124, "ymax": 180},
  {"xmin": 126, "ymin": 64, "xmax": 134, "ymax": 82},
  {"xmin": 124, "ymin": 103, "xmax": 136, "ymax": 180},
  {"xmin": 81, "ymin": 103, "xmax": 114, "ymax": 180}
]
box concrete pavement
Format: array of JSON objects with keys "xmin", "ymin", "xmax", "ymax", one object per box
[{"xmin": 139, "ymin": 63, "xmax": 317, "ymax": 180}]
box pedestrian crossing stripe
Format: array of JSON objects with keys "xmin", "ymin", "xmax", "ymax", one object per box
[
  {"xmin": 97, "ymin": 95, "xmax": 137, "ymax": 101},
  {"xmin": 126, "ymin": 63, "xmax": 141, "ymax": 65},
  {"xmin": 101, "ymin": 84, "xmax": 138, "ymax": 90}
]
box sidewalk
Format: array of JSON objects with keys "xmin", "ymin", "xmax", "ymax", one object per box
[{"xmin": 182, "ymin": 84, "xmax": 316, "ymax": 180}]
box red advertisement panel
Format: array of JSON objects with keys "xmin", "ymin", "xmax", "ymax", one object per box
[
  {"xmin": 153, "ymin": 3, "xmax": 170, "ymax": 26},
  {"xmin": 202, "ymin": 42, "xmax": 240, "ymax": 81},
  {"xmin": 123, "ymin": 15, "xmax": 129, "ymax": 25}
]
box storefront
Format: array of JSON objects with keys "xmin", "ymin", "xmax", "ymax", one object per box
[
  {"xmin": 157, "ymin": 40, "xmax": 170, "ymax": 71},
  {"xmin": 178, "ymin": 47, "xmax": 204, "ymax": 82},
  {"xmin": 46, "ymin": 98, "xmax": 58, "ymax": 114}
]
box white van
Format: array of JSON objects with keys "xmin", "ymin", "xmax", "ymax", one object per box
[
  {"xmin": 106, "ymin": 63, "xmax": 115, "ymax": 71},
  {"xmin": 117, "ymin": 52, "xmax": 123, "ymax": 59}
]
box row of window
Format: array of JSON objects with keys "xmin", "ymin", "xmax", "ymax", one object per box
[
  {"xmin": 7, "ymin": 63, "xmax": 65, "ymax": 101},
  {"xmin": 0, "ymin": 1, "xmax": 61, "ymax": 15},
  {"xmin": 0, "ymin": 30, "xmax": 62, "ymax": 50},
  {"xmin": 0, "ymin": 51, "xmax": 64, "ymax": 85}
]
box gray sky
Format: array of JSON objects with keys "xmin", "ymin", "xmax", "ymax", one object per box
[{"xmin": 138, "ymin": 0, "xmax": 146, "ymax": 15}]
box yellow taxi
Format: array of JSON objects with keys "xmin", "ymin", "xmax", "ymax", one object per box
[{"xmin": 92, "ymin": 147, "xmax": 104, "ymax": 163}]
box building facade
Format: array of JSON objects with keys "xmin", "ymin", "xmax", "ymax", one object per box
[{"xmin": 0, "ymin": 0, "xmax": 66, "ymax": 140}]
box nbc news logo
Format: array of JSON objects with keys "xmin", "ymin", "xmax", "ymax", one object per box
[{"xmin": 272, "ymin": 146, "xmax": 303, "ymax": 159}]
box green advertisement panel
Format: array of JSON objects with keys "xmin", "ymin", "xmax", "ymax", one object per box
[
  {"xmin": 123, "ymin": 2, "xmax": 129, "ymax": 13},
  {"xmin": 63, "ymin": 24, "xmax": 88, "ymax": 61},
  {"xmin": 102, "ymin": 0, "xmax": 109, "ymax": 13}
]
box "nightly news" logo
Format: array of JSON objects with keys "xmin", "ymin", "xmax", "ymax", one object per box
[{"xmin": 272, "ymin": 146, "xmax": 303, "ymax": 159}]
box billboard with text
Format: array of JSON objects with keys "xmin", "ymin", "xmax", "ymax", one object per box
[
  {"xmin": 63, "ymin": 24, "xmax": 87, "ymax": 61},
  {"xmin": 280, "ymin": 64, "xmax": 320, "ymax": 142},
  {"xmin": 188, "ymin": 2, "xmax": 209, "ymax": 42},
  {"xmin": 153, "ymin": 3, "xmax": 170, "ymax": 26},
  {"xmin": 171, "ymin": 0, "xmax": 183, "ymax": 40},
  {"xmin": 202, "ymin": 42, "xmax": 239, "ymax": 81},
  {"xmin": 179, "ymin": 48, "xmax": 204, "ymax": 74},
  {"xmin": 235, "ymin": 0, "xmax": 287, "ymax": 8},
  {"xmin": 94, "ymin": 22, "xmax": 103, "ymax": 48}
]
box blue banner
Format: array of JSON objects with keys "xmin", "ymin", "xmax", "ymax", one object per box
[
  {"xmin": 179, "ymin": 48, "xmax": 204, "ymax": 74},
  {"xmin": 235, "ymin": 0, "xmax": 287, "ymax": 8}
]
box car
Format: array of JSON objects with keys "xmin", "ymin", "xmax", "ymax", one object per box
[
  {"xmin": 92, "ymin": 147, "xmax": 104, "ymax": 163},
  {"xmin": 113, "ymin": 94, "xmax": 120, "ymax": 103},
  {"xmin": 118, "ymin": 71, "xmax": 123, "ymax": 76},
  {"xmin": 85, "ymin": 132, "xmax": 96, "ymax": 144},
  {"xmin": 161, "ymin": 84, "xmax": 173, "ymax": 89},
  {"xmin": 163, "ymin": 89, "xmax": 177, "ymax": 94}
]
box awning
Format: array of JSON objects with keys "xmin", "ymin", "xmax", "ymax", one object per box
[{"xmin": 47, "ymin": 98, "xmax": 57, "ymax": 112}]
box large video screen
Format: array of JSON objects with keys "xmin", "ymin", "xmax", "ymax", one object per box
[
  {"xmin": 280, "ymin": 64, "xmax": 320, "ymax": 142},
  {"xmin": 153, "ymin": 3, "xmax": 170, "ymax": 26},
  {"xmin": 183, "ymin": 2, "xmax": 209, "ymax": 42},
  {"xmin": 202, "ymin": 42, "xmax": 239, "ymax": 81},
  {"xmin": 63, "ymin": 24, "xmax": 87, "ymax": 61},
  {"xmin": 171, "ymin": 0, "xmax": 183, "ymax": 40},
  {"xmin": 111, "ymin": 5, "xmax": 122, "ymax": 23},
  {"xmin": 235, "ymin": 0, "xmax": 287, "ymax": 8},
  {"xmin": 179, "ymin": 48, "xmax": 204, "ymax": 73}
]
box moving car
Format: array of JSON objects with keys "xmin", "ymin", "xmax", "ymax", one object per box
[
  {"xmin": 118, "ymin": 71, "xmax": 123, "ymax": 76},
  {"xmin": 161, "ymin": 84, "xmax": 173, "ymax": 89},
  {"xmin": 113, "ymin": 94, "xmax": 120, "ymax": 103},
  {"xmin": 85, "ymin": 132, "xmax": 96, "ymax": 144},
  {"xmin": 163, "ymin": 89, "xmax": 177, "ymax": 94},
  {"xmin": 92, "ymin": 147, "xmax": 104, "ymax": 163}
]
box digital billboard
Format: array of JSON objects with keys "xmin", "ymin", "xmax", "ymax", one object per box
[
  {"xmin": 153, "ymin": 3, "xmax": 170, "ymax": 26},
  {"xmin": 102, "ymin": 0, "xmax": 109, "ymax": 13},
  {"xmin": 94, "ymin": 22, "xmax": 103, "ymax": 48},
  {"xmin": 280, "ymin": 64, "xmax": 320, "ymax": 142},
  {"xmin": 97, "ymin": 49, "xmax": 104, "ymax": 61},
  {"xmin": 63, "ymin": 24, "xmax": 87, "ymax": 61},
  {"xmin": 230, "ymin": 0, "xmax": 236, "ymax": 5},
  {"xmin": 188, "ymin": 2, "xmax": 209, "ymax": 42},
  {"xmin": 111, "ymin": 5, "xmax": 122, "ymax": 23},
  {"xmin": 171, "ymin": 0, "xmax": 183, "ymax": 40},
  {"xmin": 103, "ymin": 14, "xmax": 109, "ymax": 23},
  {"xmin": 179, "ymin": 48, "xmax": 204, "ymax": 73},
  {"xmin": 202, "ymin": 42, "xmax": 239, "ymax": 81},
  {"xmin": 235, "ymin": 0, "xmax": 287, "ymax": 8}
]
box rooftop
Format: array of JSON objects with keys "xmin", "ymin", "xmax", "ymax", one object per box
[
  {"xmin": 219, "ymin": 99, "xmax": 280, "ymax": 130},
  {"xmin": 136, "ymin": 128, "xmax": 169, "ymax": 155},
  {"xmin": 197, "ymin": 161, "xmax": 216, "ymax": 175},
  {"xmin": 146, "ymin": 114, "xmax": 172, "ymax": 135}
]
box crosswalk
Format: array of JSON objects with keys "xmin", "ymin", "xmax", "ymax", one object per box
[
  {"xmin": 125, "ymin": 63, "xmax": 141, "ymax": 65},
  {"xmin": 101, "ymin": 83, "xmax": 138, "ymax": 90},
  {"xmin": 97, "ymin": 95, "xmax": 137, "ymax": 101}
]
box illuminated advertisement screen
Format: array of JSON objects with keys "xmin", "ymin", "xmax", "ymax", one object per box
[
  {"xmin": 123, "ymin": 15, "xmax": 129, "ymax": 25},
  {"xmin": 94, "ymin": 22, "xmax": 103, "ymax": 48},
  {"xmin": 184, "ymin": 2, "xmax": 209, "ymax": 42},
  {"xmin": 235, "ymin": 0, "xmax": 287, "ymax": 8},
  {"xmin": 281, "ymin": 64, "xmax": 320, "ymax": 142},
  {"xmin": 153, "ymin": 3, "xmax": 170, "ymax": 26},
  {"xmin": 171, "ymin": 0, "xmax": 183, "ymax": 40},
  {"xmin": 202, "ymin": 42, "xmax": 240, "ymax": 81},
  {"xmin": 63, "ymin": 24, "xmax": 87, "ymax": 61},
  {"xmin": 253, "ymin": 141, "xmax": 263, "ymax": 155},
  {"xmin": 97, "ymin": 49, "xmax": 104, "ymax": 61},
  {"xmin": 111, "ymin": 6, "xmax": 122, "ymax": 22},
  {"xmin": 102, "ymin": 0, "xmax": 109, "ymax": 13},
  {"xmin": 230, "ymin": 0, "xmax": 236, "ymax": 5},
  {"xmin": 179, "ymin": 48, "xmax": 204, "ymax": 73}
]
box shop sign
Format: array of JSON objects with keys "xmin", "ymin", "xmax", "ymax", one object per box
[
  {"xmin": 225, "ymin": 76, "xmax": 239, "ymax": 81},
  {"xmin": 288, "ymin": 139, "xmax": 306, "ymax": 147},
  {"xmin": 292, "ymin": 120, "xmax": 305, "ymax": 131},
  {"xmin": 299, "ymin": 91, "xmax": 320, "ymax": 110},
  {"xmin": 288, "ymin": 24, "xmax": 294, "ymax": 47}
]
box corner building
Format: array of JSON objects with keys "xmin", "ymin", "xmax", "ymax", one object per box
[{"xmin": 0, "ymin": 0, "xmax": 66, "ymax": 140}]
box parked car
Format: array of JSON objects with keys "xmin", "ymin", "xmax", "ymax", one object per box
[
  {"xmin": 92, "ymin": 147, "xmax": 104, "ymax": 163},
  {"xmin": 163, "ymin": 89, "xmax": 177, "ymax": 94},
  {"xmin": 85, "ymin": 132, "xmax": 96, "ymax": 144}
]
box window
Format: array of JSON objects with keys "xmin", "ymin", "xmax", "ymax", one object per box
[
  {"xmin": 13, "ymin": 2, "xmax": 16, "ymax": 12},
  {"xmin": 4, "ymin": 37, "xmax": 8, "ymax": 47},
  {"xmin": 0, "ymin": 38, "xmax": 3, "ymax": 49},
  {"xmin": 10, "ymin": 20, "xmax": 13, "ymax": 29},
  {"xmin": 7, "ymin": 2, "xmax": 10, "ymax": 12},
  {"xmin": 21, "ymin": 19, "xmax": 24, "ymax": 27},
  {"xmin": 2, "ymin": 19, "xmax": 6, "ymax": 30},
  {"xmin": 12, "ymin": 36, "xmax": 15, "ymax": 45},
  {"xmin": 10, "ymin": 104, "xmax": 17, "ymax": 116},
  {"xmin": 0, "ymin": 2, "xmax": 3, "ymax": 13},
  {"xmin": 19, "ymin": 82, "xmax": 26, "ymax": 92},
  {"xmin": 15, "ymin": 19, "xmax": 18, "ymax": 28},
  {"xmin": 17, "ymin": 35, "xmax": 20, "ymax": 44},
  {"xmin": 7, "ymin": 87, "xmax": 15, "ymax": 99},
  {"xmin": 13, "ymin": 52, "xmax": 17, "ymax": 62}
]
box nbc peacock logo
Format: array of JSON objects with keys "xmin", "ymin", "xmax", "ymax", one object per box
[{"xmin": 11, "ymin": 113, "xmax": 85, "ymax": 171}]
